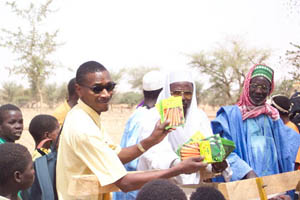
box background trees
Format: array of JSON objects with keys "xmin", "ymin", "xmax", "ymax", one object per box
[
  {"xmin": 0, "ymin": 0, "xmax": 61, "ymax": 107},
  {"xmin": 189, "ymin": 39, "xmax": 271, "ymax": 106}
]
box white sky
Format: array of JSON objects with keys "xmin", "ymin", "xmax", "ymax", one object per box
[{"xmin": 0, "ymin": 0, "xmax": 299, "ymax": 88}]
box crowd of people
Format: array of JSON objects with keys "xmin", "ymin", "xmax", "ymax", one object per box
[{"xmin": 0, "ymin": 61, "xmax": 299, "ymax": 200}]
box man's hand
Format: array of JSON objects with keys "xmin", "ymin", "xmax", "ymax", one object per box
[
  {"xmin": 147, "ymin": 120, "xmax": 175, "ymax": 145},
  {"xmin": 175, "ymin": 156, "xmax": 208, "ymax": 174},
  {"xmin": 242, "ymin": 170, "xmax": 258, "ymax": 179},
  {"xmin": 212, "ymin": 160, "xmax": 228, "ymax": 173},
  {"xmin": 269, "ymin": 194, "xmax": 291, "ymax": 200}
]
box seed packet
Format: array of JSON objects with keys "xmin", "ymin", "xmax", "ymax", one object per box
[
  {"xmin": 156, "ymin": 96, "xmax": 185, "ymax": 129},
  {"xmin": 176, "ymin": 132, "xmax": 235, "ymax": 164}
]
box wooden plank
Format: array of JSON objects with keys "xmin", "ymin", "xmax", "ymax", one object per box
[
  {"xmin": 181, "ymin": 171, "xmax": 300, "ymax": 200},
  {"xmin": 216, "ymin": 171, "xmax": 300, "ymax": 200},
  {"xmin": 68, "ymin": 170, "xmax": 300, "ymax": 199},
  {"xmin": 221, "ymin": 178, "xmax": 261, "ymax": 200},
  {"xmin": 262, "ymin": 171, "xmax": 300, "ymax": 195}
]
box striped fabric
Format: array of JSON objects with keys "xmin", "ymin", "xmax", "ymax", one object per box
[{"xmin": 251, "ymin": 64, "xmax": 274, "ymax": 83}]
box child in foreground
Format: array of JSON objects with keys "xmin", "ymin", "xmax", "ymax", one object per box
[
  {"xmin": 0, "ymin": 143, "xmax": 35, "ymax": 200},
  {"xmin": 29, "ymin": 114, "xmax": 60, "ymax": 161}
]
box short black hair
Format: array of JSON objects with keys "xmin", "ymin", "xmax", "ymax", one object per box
[
  {"xmin": 0, "ymin": 104, "xmax": 21, "ymax": 124},
  {"xmin": 29, "ymin": 114, "xmax": 58, "ymax": 144},
  {"xmin": 271, "ymin": 95, "xmax": 290, "ymax": 116},
  {"xmin": 68, "ymin": 78, "xmax": 77, "ymax": 97},
  {"xmin": 76, "ymin": 61, "xmax": 107, "ymax": 86},
  {"xmin": 0, "ymin": 143, "xmax": 30, "ymax": 185},
  {"xmin": 143, "ymin": 88, "xmax": 162, "ymax": 100},
  {"xmin": 136, "ymin": 179, "xmax": 187, "ymax": 200},
  {"xmin": 190, "ymin": 186, "xmax": 225, "ymax": 200}
]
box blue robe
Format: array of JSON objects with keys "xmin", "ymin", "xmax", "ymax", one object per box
[
  {"xmin": 113, "ymin": 107, "xmax": 158, "ymax": 200},
  {"xmin": 211, "ymin": 105, "xmax": 300, "ymax": 181}
]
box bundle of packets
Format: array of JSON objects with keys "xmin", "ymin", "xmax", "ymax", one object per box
[
  {"xmin": 176, "ymin": 132, "xmax": 235, "ymax": 164},
  {"xmin": 156, "ymin": 96, "xmax": 185, "ymax": 129}
]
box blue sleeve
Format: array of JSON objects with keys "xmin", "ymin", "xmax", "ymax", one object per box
[
  {"xmin": 227, "ymin": 152, "xmax": 252, "ymax": 181},
  {"xmin": 120, "ymin": 114, "xmax": 142, "ymax": 171},
  {"xmin": 211, "ymin": 106, "xmax": 253, "ymax": 181}
]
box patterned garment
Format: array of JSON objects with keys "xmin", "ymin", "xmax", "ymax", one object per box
[{"xmin": 237, "ymin": 64, "xmax": 279, "ymax": 121}]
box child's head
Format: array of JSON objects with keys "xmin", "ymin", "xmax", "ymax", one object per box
[
  {"xmin": 29, "ymin": 114, "xmax": 59, "ymax": 148},
  {"xmin": 0, "ymin": 104, "xmax": 23, "ymax": 143},
  {"xmin": 136, "ymin": 179, "xmax": 187, "ymax": 200},
  {"xmin": 271, "ymin": 95, "xmax": 290, "ymax": 117},
  {"xmin": 190, "ymin": 186, "xmax": 225, "ymax": 200},
  {"xmin": 0, "ymin": 143, "xmax": 35, "ymax": 191}
]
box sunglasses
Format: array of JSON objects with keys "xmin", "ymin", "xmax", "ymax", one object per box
[
  {"xmin": 80, "ymin": 82, "xmax": 116, "ymax": 94},
  {"xmin": 249, "ymin": 83, "xmax": 270, "ymax": 93},
  {"xmin": 171, "ymin": 90, "xmax": 193, "ymax": 100}
]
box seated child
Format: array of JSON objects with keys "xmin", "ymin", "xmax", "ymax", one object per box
[
  {"xmin": 29, "ymin": 114, "xmax": 60, "ymax": 161},
  {"xmin": 136, "ymin": 179, "xmax": 187, "ymax": 200},
  {"xmin": 0, "ymin": 143, "xmax": 35, "ymax": 200},
  {"xmin": 0, "ymin": 104, "xmax": 23, "ymax": 144}
]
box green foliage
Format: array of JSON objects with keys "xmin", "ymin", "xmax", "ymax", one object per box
[
  {"xmin": 272, "ymin": 79, "xmax": 295, "ymax": 97},
  {"xmin": 112, "ymin": 92, "xmax": 143, "ymax": 107},
  {"xmin": 0, "ymin": 81, "xmax": 31, "ymax": 106},
  {"xmin": 127, "ymin": 66, "xmax": 160, "ymax": 91},
  {"xmin": 43, "ymin": 82, "xmax": 67, "ymax": 108},
  {"xmin": 189, "ymin": 38, "xmax": 271, "ymax": 107},
  {"xmin": 0, "ymin": 0, "xmax": 61, "ymax": 106},
  {"xmin": 286, "ymin": 43, "xmax": 300, "ymax": 82},
  {"xmin": 194, "ymin": 81, "xmax": 206, "ymax": 105},
  {"xmin": 110, "ymin": 68, "xmax": 126, "ymax": 83}
]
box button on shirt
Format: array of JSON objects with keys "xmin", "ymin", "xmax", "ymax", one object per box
[{"xmin": 56, "ymin": 99, "xmax": 127, "ymax": 200}]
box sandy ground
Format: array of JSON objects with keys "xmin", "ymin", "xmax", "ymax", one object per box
[{"xmin": 17, "ymin": 104, "xmax": 218, "ymax": 153}]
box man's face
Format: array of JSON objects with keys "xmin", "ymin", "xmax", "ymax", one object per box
[
  {"xmin": 170, "ymin": 81, "xmax": 193, "ymax": 117},
  {"xmin": 76, "ymin": 70, "xmax": 114, "ymax": 114},
  {"xmin": 0, "ymin": 110, "xmax": 23, "ymax": 142},
  {"xmin": 249, "ymin": 76, "xmax": 271, "ymax": 106}
]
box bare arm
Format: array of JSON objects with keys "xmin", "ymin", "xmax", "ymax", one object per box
[
  {"xmin": 114, "ymin": 156, "xmax": 207, "ymax": 192},
  {"xmin": 118, "ymin": 120, "xmax": 173, "ymax": 164}
]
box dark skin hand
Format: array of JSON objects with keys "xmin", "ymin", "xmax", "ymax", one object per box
[
  {"xmin": 269, "ymin": 194, "xmax": 291, "ymax": 200},
  {"xmin": 212, "ymin": 160, "xmax": 228, "ymax": 173},
  {"xmin": 242, "ymin": 170, "xmax": 258, "ymax": 179}
]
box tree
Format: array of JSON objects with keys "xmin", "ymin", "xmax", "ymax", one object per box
[
  {"xmin": 127, "ymin": 66, "xmax": 160, "ymax": 91},
  {"xmin": 0, "ymin": 0, "xmax": 61, "ymax": 106},
  {"xmin": 285, "ymin": 43, "xmax": 300, "ymax": 82},
  {"xmin": 0, "ymin": 81, "xmax": 31, "ymax": 106},
  {"xmin": 44, "ymin": 82, "xmax": 67, "ymax": 108},
  {"xmin": 272, "ymin": 79, "xmax": 295, "ymax": 97},
  {"xmin": 189, "ymin": 39, "xmax": 271, "ymax": 106}
]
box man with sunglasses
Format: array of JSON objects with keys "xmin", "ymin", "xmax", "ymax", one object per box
[
  {"xmin": 137, "ymin": 70, "xmax": 230, "ymax": 185},
  {"xmin": 56, "ymin": 61, "xmax": 209, "ymax": 200}
]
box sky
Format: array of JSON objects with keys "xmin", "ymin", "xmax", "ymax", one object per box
[{"xmin": 0, "ymin": 0, "xmax": 299, "ymax": 89}]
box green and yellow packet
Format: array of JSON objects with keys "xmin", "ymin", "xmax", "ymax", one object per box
[
  {"xmin": 176, "ymin": 132, "xmax": 235, "ymax": 164},
  {"xmin": 156, "ymin": 96, "xmax": 185, "ymax": 129}
]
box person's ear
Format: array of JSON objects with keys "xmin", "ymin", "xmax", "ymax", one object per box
[
  {"xmin": 75, "ymin": 83, "xmax": 83, "ymax": 98},
  {"xmin": 14, "ymin": 171, "xmax": 22, "ymax": 183},
  {"xmin": 45, "ymin": 131, "xmax": 51, "ymax": 139}
]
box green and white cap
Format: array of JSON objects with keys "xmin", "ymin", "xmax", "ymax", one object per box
[{"xmin": 251, "ymin": 64, "xmax": 274, "ymax": 83}]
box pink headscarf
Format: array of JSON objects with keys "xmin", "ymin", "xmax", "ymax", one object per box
[{"xmin": 237, "ymin": 64, "xmax": 279, "ymax": 121}]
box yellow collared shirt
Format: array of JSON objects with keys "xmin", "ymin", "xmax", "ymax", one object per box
[{"xmin": 56, "ymin": 99, "xmax": 127, "ymax": 200}]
